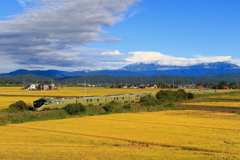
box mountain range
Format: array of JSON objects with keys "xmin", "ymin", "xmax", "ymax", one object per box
[{"xmin": 2, "ymin": 61, "xmax": 240, "ymax": 77}]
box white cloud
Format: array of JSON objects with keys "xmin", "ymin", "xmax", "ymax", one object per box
[
  {"xmin": 125, "ymin": 51, "xmax": 233, "ymax": 66},
  {"xmin": 0, "ymin": 0, "xmax": 140, "ymax": 71},
  {"xmin": 17, "ymin": 0, "xmax": 26, "ymax": 6},
  {"xmin": 17, "ymin": 0, "xmax": 36, "ymax": 7},
  {"xmin": 102, "ymin": 50, "xmax": 121, "ymax": 55}
]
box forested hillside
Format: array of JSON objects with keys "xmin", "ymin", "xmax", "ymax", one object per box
[{"xmin": 1, "ymin": 73, "xmax": 240, "ymax": 84}]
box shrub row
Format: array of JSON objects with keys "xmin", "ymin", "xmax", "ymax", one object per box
[
  {"xmin": 140, "ymin": 89, "xmax": 194, "ymax": 107},
  {"xmin": 63, "ymin": 103, "xmax": 86, "ymax": 115}
]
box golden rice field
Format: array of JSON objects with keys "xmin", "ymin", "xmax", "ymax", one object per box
[
  {"xmin": 0, "ymin": 87, "xmax": 157, "ymax": 97},
  {"xmin": 0, "ymin": 87, "xmax": 158, "ymax": 110},
  {"xmin": 209, "ymin": 94, "xmax": 240, "ymax": 100},
  {"xmin": 1, "ymin": 87, "xmax": 240, "ymax": 159},
  {"xmin": 180, "ymin": 93, "xmax": 240, "ymax": 110},
  {"xmin": 1, "ymin": 110, "xmax": 240, "ymax": 159},
  {"xmin": 181, "ymin": 101, "xmax": 240, "ymax": 108},
  {"xmin": 215, "ymin": 89, "xmax": 240, "ymax": 93}
]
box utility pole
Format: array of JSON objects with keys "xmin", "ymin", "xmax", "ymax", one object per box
[
  {"xmin": 23, "ymin": 78, "xmax": 25, "ymax": 89},
  {"xmin": 37, "ymin": 79, "xmax": 38, "ymax": 90},
  {"xmin": 84, "ymin": 81, "xmax": 86, "ymax": 96},
  {"xmin": 51, "ymin": 79, "xmax": 53, "ymax": 90}
]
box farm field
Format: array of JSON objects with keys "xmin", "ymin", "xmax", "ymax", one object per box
[
  {"xmin": 0, "ymin": 87, "xmax": 158, "ymax": 110},
  {"xmin": 1, "ymin": 87, "xmax": 240, "ymax": 159},
  {"xmin": 181, "ymin": 101, "xmax": 240, "ymax": 108},
  {"xmin": 179, "ymin": 93, "xmax": 240, "ymax": 114},
  {"xmin": 208, "ymin": 94, "xmax": 240, "ymax": 100},
  {"xmin": 1, "ymin": 110, "xmax": 240, "ymax": 159},
  {"xmin": 0, "ymin": 87, "xmax": 159, "ymax": 97},
  {"xmin": 0, "ymin": 96, "xmax": 43, "ymax": 111}
]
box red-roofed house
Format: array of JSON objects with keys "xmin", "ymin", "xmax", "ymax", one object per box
[
  {"xmin": 223, "ymin": 86, "xmax": 229, "ymax": 89},
  {"xmin": 195, "ymin": 85, "xmax": 205, "ymax": 89}
]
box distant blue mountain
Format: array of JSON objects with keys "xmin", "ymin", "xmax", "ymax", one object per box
[
  {"xmin": 121, "ymin": 61, "xmax": 240, "ymax": 77},
  {"xmin": 122, "ymin": 61, "xmax": 239, "ymax": 71},
  {"xmin": 1, "ymin": 62, "xmax": 240, "ymax": 77},
  {"xmin": 1, "ymin": 69, "xmax": 144, "ymax": 77},
  {"xmin": 2, "ymin": 69, "xmax": 67, "ymax": 77}
]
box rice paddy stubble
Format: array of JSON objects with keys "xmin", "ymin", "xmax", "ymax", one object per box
[{"xmin": 0, "ymin": 110, "xmax": 239, "ymax": 159}]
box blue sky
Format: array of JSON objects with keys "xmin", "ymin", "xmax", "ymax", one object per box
[{"xmin": 0, "ymin": 0, "xmax": 239, "ymax": 73}]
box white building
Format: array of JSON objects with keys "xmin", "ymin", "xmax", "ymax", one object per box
[{"xmin": 27, "ymin": 84, "xmax": 36, "ymax": 90}]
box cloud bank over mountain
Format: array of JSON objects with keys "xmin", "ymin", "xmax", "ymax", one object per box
[{"xmin": 125, "ymin": 51, "xmax": 235, "ymax": 66}]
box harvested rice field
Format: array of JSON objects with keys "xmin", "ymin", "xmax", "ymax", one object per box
[
  {"xmin": 1, "ymin": 110, "xmax": 240, "ymax": 159},
  {"xmin": 178, "ymin": 93, "xmax": 240, "ymax": 113},
  {"xmin": 1, "ymin": 87, "xmax": 240, "ymax": 159}
]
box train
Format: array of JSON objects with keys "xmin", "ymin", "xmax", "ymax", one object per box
[
  {"xmin": 33, "ymin": 93, "xmax": 155, "ymax": 111},
  {"xmin": 32, "ymin": 90, "xmax": 216, "ymax": 111}
]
